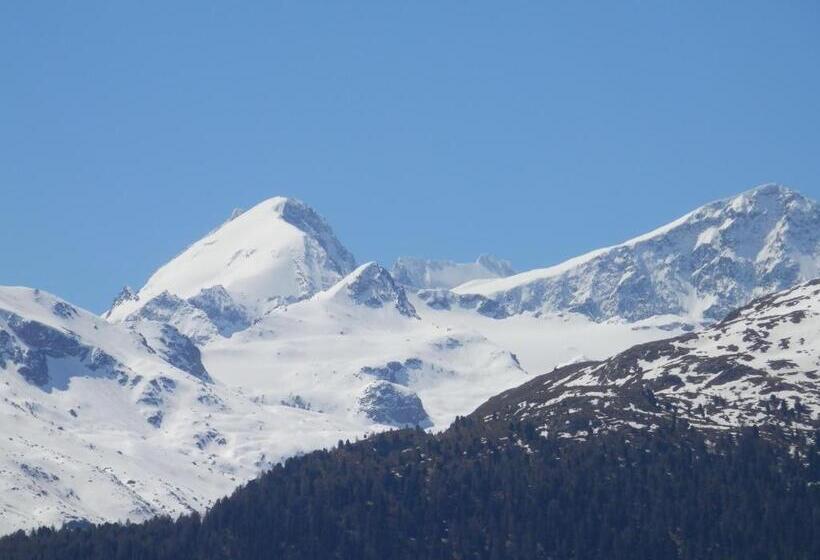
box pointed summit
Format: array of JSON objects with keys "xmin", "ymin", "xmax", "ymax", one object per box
[
  {"xmin": 107, "ymin": 197, "xmax": 356, "ymax": 322},
  {"xmin": 323, "ymin": 262, "xmax": 418, "ymax": 318},
  {"xmin": 106, "ymin": 286, "xmax": 138, "ymax": 316},
  {"xmin": 737, "ymin": 182, "xmax": 796, "ymax": 198}
]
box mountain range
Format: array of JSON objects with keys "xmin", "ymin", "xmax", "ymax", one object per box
[
  {"xmin": 2, "ymin": 183, "xmax": 820, "ymax": 535},
  {"xmin": 453, "ymin": 184, "xmax": 820, "ymax": 322}
]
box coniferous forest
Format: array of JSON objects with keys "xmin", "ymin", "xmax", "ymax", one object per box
[{"xmin": 1, "ymin": 419, "xmax": 819, "ymax": 560}]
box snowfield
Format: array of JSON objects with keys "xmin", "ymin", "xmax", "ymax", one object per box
[{"xmin": 0, "ymin": 287, "xmax": 366, "ymax": 535}]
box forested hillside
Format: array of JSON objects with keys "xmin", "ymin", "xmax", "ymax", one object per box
[{"xmin": 2, "ymin": 418, "xmax": 819, "ymax": 560}]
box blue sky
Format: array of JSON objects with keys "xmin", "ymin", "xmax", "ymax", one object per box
[{"xmin": 2, "ymin": 2, "xmax": 819, "ymax": 312}]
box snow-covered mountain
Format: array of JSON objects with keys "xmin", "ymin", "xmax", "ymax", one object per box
[
  {"xmin": 474, "ymin": 278, "xmax": 820, "ymax": 443},
  {"xmin": 0, "ymin": 287, "xmax": 365, "ymax": 536},
  {"xmin": 6, "ymin": 184, "xmax": 820, "ymax": 536},
  {"xmin": 0, "ymin": 200, "xmax": 537, "ymax": 535},
  {"xmin": 453, "ymin": 185, "xmax": 820, "ymax": 322},
  {"xmin": 203, "ymin": 261, "xmax": 527, "ymax": 429},
  {"xmin": 101, "ymin": 198, "xmax": 531, "ymax": 430},
  {"xmin": 391, "ymin": 254, "xmax": 514, "ymax": 290},
  {"xmin": 106, "ymin": 197, "xmax": 356, "ymax": 326}
]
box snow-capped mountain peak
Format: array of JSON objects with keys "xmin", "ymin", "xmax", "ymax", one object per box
[
  {"xmin": 452, "ymin": 184, "xmax": 820, "ymax": 322},
  {"xmin": 391, "ymin": 254, "xmax": 514, "ymax": 290},
  {"xmin": 106, "ymin": 196, "xmax": 356, "ymax": 324},
  {"xmin": 321, "ymin": 262, "xmax": 418, "ymax": 318}
]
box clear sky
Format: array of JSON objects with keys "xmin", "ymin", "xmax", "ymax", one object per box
[{"xmin": 2, "ymin": 2, "xmax": 819, "ymax": 312}]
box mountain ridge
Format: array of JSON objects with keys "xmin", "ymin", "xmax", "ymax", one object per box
[
  {"xmin": 472, "ymin": 276, "xmax": 820, "ymax": 443},
  {"xmin": 4, "ymin": 183, "xmax": 820, "ymax": 537},
  {"xmin": 453, "ymin": 184, "xmax": 820, "ymax": 322}
]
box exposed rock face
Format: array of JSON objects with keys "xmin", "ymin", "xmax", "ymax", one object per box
[
  {"xmin": 108, "ymin": 286, "xmax": 138, "ymax": 312},
  {"xmin": 0, "ymin": 310, "xmax": 127, "ymax": 390},
  {"xmin": 0, "ymin": 288, "xmax": 394, "ymax": 537},
  {"xmin": 51, "ymin": 302, "xmax": 78, "ymax": 319},
  {"xmin": 359, "ymin": 358, "xmax": 423, "ymax": 386},
  {"xmin": 417, "ymin": 289, "xmax": 509, "ymax": 319},
  {"xmin": 186, "ymin": 286, "xmax": 251, "ymax": 337},
  {"xmin": 335, "ymin": 263, "xmax": 418, "ymax": 318},
  {"xmin": 278, "ymin": 198, "xmax": 356, "ymax": 279},
  {"xmin": 138, "ymin": 323, "xmax": 211, "ymax": 383},
  {"xmin": 454, "ymin": 185, "xmax": 820, "ymax": 322},
  {"xmin": 130, "ymin": 292, "xmax": 189, "ymax": 324},
  {"xmin": 123, "ymin": 287, "xmax": 251, "ymax": 344},
  {"xmin": 472, "ymin": 279, "xmax": 820, "ymax": 443},
  {"xmin": 357, "ymin": 381, "xmax": 431, "ymax": 428}
]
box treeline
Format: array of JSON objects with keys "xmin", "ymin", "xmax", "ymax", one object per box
[{"xmin": 2, "ymin": 419, "xmax": 820, "ymax": 559}]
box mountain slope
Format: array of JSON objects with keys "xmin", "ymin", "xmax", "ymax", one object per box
[
  {"xmin": 202, "ymin": 262, "xmax": 528, "ymax": 429},
  {"xmin": 106, "ymin": 197, "xmax": 356, "ymax": 325},
  {"xmin": 0, "ymin": 287, "xmax": 363, "ymax": 535},
  {"xmin": 473, "ymin": 278, "xmax": 820, "ymax": 442},
  {"xmin": 0, "ymin": 272, "xmax": 528, "ymax": 535},
  {"xmin": 3, "ymin": 410, "xmax": 818, "ymax": 560},
  {"xmin": 453, "ymin": 184, "xmax": 820, "ymax": 322}
]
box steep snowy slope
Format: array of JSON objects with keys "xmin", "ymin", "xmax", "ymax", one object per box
[
  {"xmin": 453, "ymin": 185, "xmax": 820, "ymax": 322},
  {"xmin": 391, "ymin": 254, "xmax": 514, "ymax": 290},
  {"xmin": 106, "ymin": 197, "xmax": 356, "ymax": 328},
  {"xmin": 473, "ymin": 279, "xmax": 820, "ymax": 442},
  {"xmin": 0, "ymin": 287, "xmax": 364, "ymax": 535},
  {"xmin": 203, "ymin": 262, "xmax": 528, "ymax": 429}
]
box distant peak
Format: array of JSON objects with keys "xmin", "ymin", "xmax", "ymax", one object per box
[
  {"xmin": 237, "ymin": 197, "xmax": 354, "ymax": 267},
  {"xmin": 106, "ymin": 286, "xmax": 139, "ymax": 317},
  {"xmin": 723, "ymin": 183, "xmax": 807, "ymax": 206},
  {"xmin": 117, "ymin": 285, "xmax": 138, "ymax": 300},
  {"xmin": 339, "ymin": 262, "xmax": 394, "ymax": 290},
  {"xmin": 476, "ymin": 254, "xmax": 515, "ymax": 276},
  {"xmin": 391, "ymin": 254, "xmax": 515, "ymax": 290},
  {"xmin": 106, "ymin": 195, "xmax": 356, "ymax": 321},
  {"xmin": 350, "ymin": 261, "xmax": 382, "ymax": 276},
  {"xmin": 224, "ymin": 196, "xmax": 309, "ymax": 221},
  {"xmin": 262, "ymin": 195, "xmax": 298, "ymax": 214},
  {"xmin": 453, "ymin": 182, "xmax": 820, "ymax": 323},
  {"xmin": 742, "ymin": 183, "xmax": 794, "ymax": 197},
  {"xmin": 248, "ymin": 196, "xmax": 317, "ymax": 219},
  {"xmin": 330, "ymin": 262, "xmax": 418, "ymax": 318},
  {"xmin": 706, "ymin": 183, "xmax": 815, "ymax": 217}
]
